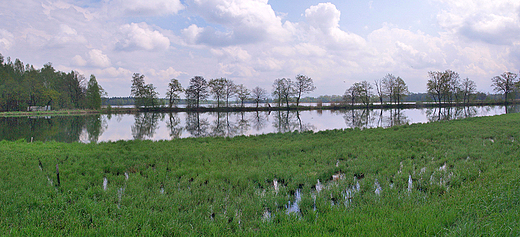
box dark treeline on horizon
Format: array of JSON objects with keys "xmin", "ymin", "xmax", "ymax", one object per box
[{"xmin": 0, "ymin": 54, "xmax": 104, "ymax": 112}]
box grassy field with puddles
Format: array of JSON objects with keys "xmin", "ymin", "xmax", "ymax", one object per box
[{"xmin": 1, "ymin": 113, "xmax": 519, "ymax": 235}]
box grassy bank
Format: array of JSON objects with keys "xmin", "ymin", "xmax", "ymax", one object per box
[{"xmin": 1, "ymin": 114, "xmax": 519, "ymax": 235}]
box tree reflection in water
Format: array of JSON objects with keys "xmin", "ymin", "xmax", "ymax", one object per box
[
  {"xmin": 273, "ymin": 110, "xmax": 315, "ymax": 133},
  {"xmin": 185, "ymin": 112, "xmax": 210, "ymax": 138},
  {"xmin": 166, "ymin": 112, "xmax": 183, "ymax": 139},
  {"xmin": 131, "ymin": 113, "xmax": 162, "ymax": 140},
  {"xmin": 341, "ymin": 109, "xmax": 409, "ymax": 129},
  {"xmin": 425, "ymin": 106, "xmax": 477, "ymax": 122},
  {"xmin": 85, "ymin": 115, "xmax": 107, "ymax": 143},
  {"xmin": 251, "ymin": 111, "xmax": 268, "ymax": 131}
]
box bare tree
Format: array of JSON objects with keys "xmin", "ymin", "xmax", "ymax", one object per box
[
  {"xmin": 491, "ymin": 71, "xmax": 519, "ymax": 103},
  {"xmin": 223, "ymin": 79, "xmax": 236, "ymax": 107},
  {"xmin": 208, "ymin": 78, "xmax": 227, "ymax": 108},
  {"xmin": 272, "ymin": 78, "xmax": 293, "ymax": 108},
  {"xmin": 344, "ymin": 83, "xmax": 360, "ymax": 106},
  {"xmin": 427, "ymin": 71, "xmax": 444, "ymax": 105},
  {"xmin": 166, "ymin": 78, "xmax": 183, "ymax": 108},
  {"xmin": 235, "ymin": 84, "xmax": 250, "ymax": 107},
  {"xmin": 382, "ymin": 74, "xmax": 396, "ymax": 104},
  {"xmin": 460, "ymin": 77, "xmax": 477, "ymax": 104},
  {"xmin": 293, "ymin": 74, "xmax": 316, "ymax": 107},
  {"xmin": 251, "ymin": 86, "xmax": 267, "ymax": 108},
  {"xmin": 185, "ymin": 76, "xmax": 209, "ymax": 109},
  {"xmin": 374, "ymin": 78, "xmax": 384, "ymax": 105}
]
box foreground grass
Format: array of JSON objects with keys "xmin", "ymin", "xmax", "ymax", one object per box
[{"xmin": 1, "ymin": 114, "xmax": 519, "ymax": 236}]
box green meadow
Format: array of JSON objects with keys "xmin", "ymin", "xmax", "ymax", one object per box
[{"xmin": 1, "ymin": 113, "xmax": 519, "ymax": 236}]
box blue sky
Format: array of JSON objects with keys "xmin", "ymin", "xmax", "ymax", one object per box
[{"xmin": 1, "ymin": 0, "xmax": 519, "ymax": 97}]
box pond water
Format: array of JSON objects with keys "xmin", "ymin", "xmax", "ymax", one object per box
[{"xmin": 1, "ymin": 105, "xmax": 518, "ymax": 143}]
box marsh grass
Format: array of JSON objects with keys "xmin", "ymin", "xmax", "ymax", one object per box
[{"xmin": 1, "ymin": 113, "xmax": 520, "ymax": 235}]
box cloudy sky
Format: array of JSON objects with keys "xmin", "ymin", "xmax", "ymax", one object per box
[{"xmin": 1, "ymin": 0, "xmax": 519, "ymax": 97}]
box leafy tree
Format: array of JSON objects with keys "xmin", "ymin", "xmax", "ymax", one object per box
[
  {"xmin": 208, "ymin": 78, "xmax": 226, "ymax": 108},
  {"xmin": 86, "ymin": 75, "xmax": 103, "ymax": 110},
  {"xmin": 427, "ymin": 71, "xmax": 445, "ymax": 105},
  {"xmin": 427, "ymin": 70, "xmax": 460, "ymax": 105},
  {"xmin": 293, "ymin": 74, "xmax": 316, "ymax": 107},
  {"xmin": 491, "ymin": 71, "xmax": 519, "ymax": 103},
  {"xmin": 344, "ymin": 83, "xmax": 360, "ymax": 106},
  {"xmin": 358, "ymin": 81, "xmax": 373, "ymax": 106},
  {"xmin": 393, "ymin": 77, "xmax": 409, "ymax": 105},
  {"xmin": 235, "ymin": 84, "xmax": 250, "ymax": 107},
  {"xmin": 374, "ymin": 78, "xmax": 384, "ymax": 105},
  {"xmin": 130, "ymin": 73, "xmax": 159, "ymax": 108},
  {"xmin": 251, "ymin": 86, "xmax": 267, "ymax": 108},
  {"xmin": 166, "ymin": 78, "xmax": 183, "ymax": 108},
  {"xmin": 185, "ymin": 76, "xmax": 209, "ymax": 109}
]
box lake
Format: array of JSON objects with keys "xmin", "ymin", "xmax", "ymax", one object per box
[{"xmin": 1, "ymin": 105, "xmax": 518, "ymax": 143}]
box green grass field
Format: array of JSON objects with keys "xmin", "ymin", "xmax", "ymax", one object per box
[{"xmin": 1, "ymin": 113, "xmax": 519, "ymax": 236}]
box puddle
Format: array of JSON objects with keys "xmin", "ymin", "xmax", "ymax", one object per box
[
  {"xmin": 117, "ymin": 187, "xmax": 124, "ymax": 208},
  {"xmin": 343, "ymin": 179, "xmax": 360, "ymax": 207},
  {"xmin": 103, "ymin": 177, "xmax": 108, "ymax": 191},
  {"xmin": 125, "ymin": 172, "xmax": 129, "ymax": 180},
  {"xmin": 407, "ymin": 175, "xmax": 413, "ymax": 192},
  {"xmin": 316, "ymin": 179, "xmax": 323, "ymax": 193},
  {"xmin": 374, "ymin": 179, "xmax": 381, "ymax": 195},
  {"xmin": 262, "ymin": 208, "xmax": 272, "ymax": 222},
  {"xmin": 273, "ymin": 179, "xmax": 279, "ymax": 194},
  {"xmin": 286, "ymin": 189, "xmax": 301, "ymax": 215}
]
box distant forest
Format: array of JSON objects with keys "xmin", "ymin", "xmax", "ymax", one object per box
[{"xmin": 0, "ymin": 54, "xmax": 104, "ymax": 112}]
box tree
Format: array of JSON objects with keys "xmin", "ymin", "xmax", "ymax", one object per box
[
  {"xmin": 86, "ymin": 75, "xmax": 103, "ymax": 110},
  {"xmin": 393, "ymin": 77, "xmax": 409, "ymax": 105},
  {"xmin": 343, "ymin": 83, "xmax": 360, "ymax": 106},
  {"xmin": 460, "ymin": 77, "xmax": 477, "ymax": 104},
  {"xmin": 272, "ymin": 78, "xmax": 293, "ymax": 108},
  {"xmin": 251, "ymin": 86, "xmax": 267, "ymax": 108},
  {"xmin": 208, "ymin": 78, "xmax": 227, "ymax": 108},
  {"xmin": 235, "ymin": 84, "xmax": 250, "ymax": 107},
  {"xmin": 491, "ymin": 71, "xmax": 519, "ymax": 103},
  {"xmin": 130, "ymin": 73, "xmax": 159, "ymax": 108},
  {"xmin": 358, "ymin": 81, "xmax": 373, "ymax": 106},
  {"xmin": 223, "ymin": 79, "xmax": 236, "ymax": 107},
  {"xmin": 166, "ymin": 78, "xmax": 183, "ymax": 108},
  {"xmin": 185, "ymin": 76, "xmax": 209, "ymax": 109},
  {"xmin": 131, "ymin": 73, "xmax": 146, "ymax": 108},
  {"xmin": 374, "ymin": 78, "xmax": 384, "ymax": 105},
  {"xmin": 293, "ymin": 74, "xmax": 316, "ymax": 107},
  {"xmin": 427, "ymin": 71, "xmax": 444, "ymax": 105},
  {"xmin": 382, "ymin": 74, "xmax": 396, "ymax": 104}
]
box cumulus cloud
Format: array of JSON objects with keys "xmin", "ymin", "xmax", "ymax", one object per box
[
  {"xmin": 0, "ymin": 29, "xmax": 14, "ymax": 50},
  {"xmin": 72, "ymin": 55, "xmax": 87, "ymax": 66},
  {"xmin": 303, "ymin": 3, "xmax": 366, "ymax": 50},
  {"xmin": 116, "ymin": 22, "xmax": 170, "ymax": 51},
  {"xmin": 436, "ymin": 0, "xmax": 520, "ymax": 45},
  {"xmin": 147, "ymin": 67, "xmax": 185, "ymax": 79},
  {"xmin": 110, "ymin": 0, "xmax": 184, "ymax": 16},
  {"xmin": 182, "ymin": 0, "xmax": 289, "ymax": 46},
  {"xmin": 89, "ymin": 49, "xmax": 111, "ymax": 68},
  {"xmin": 48, "ymin": 24, "xmax": 87, "ymax": 47}
]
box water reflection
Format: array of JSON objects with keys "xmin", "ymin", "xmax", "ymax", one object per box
[
  {"xmin": 0, "ymin": 105, "xmax": 516, "ymax": 143},
  {"xmin": 131, "ymin": 113, "xmax": 162, "ymax": 140}
]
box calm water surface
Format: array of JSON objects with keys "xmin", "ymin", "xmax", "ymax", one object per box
[{"xmin": 1, "ymin": 105, "xmax": 518, "ymax": 143}]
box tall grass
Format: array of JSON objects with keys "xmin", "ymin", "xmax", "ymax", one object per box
[{"xmin": 1, "ymin": 113, "xmax": 520, "ymax": 235}]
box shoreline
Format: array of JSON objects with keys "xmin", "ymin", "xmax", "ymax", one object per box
[{"xmin": 0, "ymin": 100, "xmax": 517, "ymax": 117}]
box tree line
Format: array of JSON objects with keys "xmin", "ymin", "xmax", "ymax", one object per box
[
  {"xmin": 0, "ymin": 54, "xmax": 105, "ymax": 112},
  {"xmin": 343, "ymin": 70, "xmax": 519, "ymax": 107},
  {"xmin": 130, "ymin": 73, "xmax": 316, "ymax": 109}
]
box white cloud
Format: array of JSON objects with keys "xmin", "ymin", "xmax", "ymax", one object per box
[
  {"xmin": 89, "ymin": 49, "xmax": 111, "ymax": 68},
  {"xmin": 0, "ymin": 29, "xmax": 14, "ymax": 50},
  {"xmin": 183, "ymin": 0, "xmax": 289, "ymax": 46},
  {"xmin": 147, "ymin": 67, "xmax": 185, "ymax": 80},
  {"xmin": 93, "ymin": 67, "xmax": 133, "ymax": 78},
  {"xmin": 304, "ymin": 3, "xmax": 366, "ymax": 50},
  {"xmin": 48, "ymin": 24, "xmax": 87, "ymax": 47},
  {"xmin": 116, "ymin": 23, "xmax": 170, "ymax": 51},
  {"xmin": 72, "ymin": 55, "xmax": 87, "ymax": 66},
  {"xmin": 210, "ymin": 46, "xmax": 251, "ymax": 62},
  {"xmin": 436, "ymin": 0, "xmax": 520, "ymax": 45},
  {"xmin": 110, "ymin": 0, "xmax": 184, "ymax": 16}
]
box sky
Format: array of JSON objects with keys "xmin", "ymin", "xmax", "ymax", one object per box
[{"xmin": 1, "ymin": 0, "xmax": 519, "ymax": 97}]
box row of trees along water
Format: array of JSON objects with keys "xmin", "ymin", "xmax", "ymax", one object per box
[
  {"xmin": 131, "ymin": 73, "xmax": 316, "ymax": 109},
  {"xmin": 0, "ymin": 54, "xmax": 105, "ymax": 112},
  {"xmin": 132, "ymin": 70, "xmax": 519, "ymax": 109}
]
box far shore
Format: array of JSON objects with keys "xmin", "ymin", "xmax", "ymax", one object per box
[{"xmin": 0, "ymin": 100, "xmax": 517, "ymax": 117}]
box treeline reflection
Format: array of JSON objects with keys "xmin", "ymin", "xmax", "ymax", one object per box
[{"xmin": 1, "ymin": 105, "xmax": 518, "ymax": 143}]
